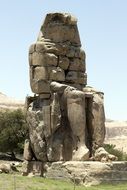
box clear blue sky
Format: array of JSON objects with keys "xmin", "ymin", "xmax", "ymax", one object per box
[{"xmin": 0, "ymin": 0, "xmax": 127, "ymax": 120}]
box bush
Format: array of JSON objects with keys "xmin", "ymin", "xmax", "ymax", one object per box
[
  {"xmin": 0, "ymin": 109, "xmax": 28, "ymax": 157},
  {"xmin": 103, "ymin": 143, "xmax": 127, "ymax": 161}
]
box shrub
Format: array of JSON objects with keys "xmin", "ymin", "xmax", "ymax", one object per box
[{"xmin": 103, "ymin": 143, "xmax": 127, "ymax": 161}]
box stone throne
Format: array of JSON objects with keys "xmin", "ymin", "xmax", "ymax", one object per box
[{"xmin": 24, "ymin": 13, "xmax": 114, "ymax": 163}]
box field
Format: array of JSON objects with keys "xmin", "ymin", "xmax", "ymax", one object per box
[{"xmin": 0, "ymin": 174, "xmax": 127, "ymax": 190}]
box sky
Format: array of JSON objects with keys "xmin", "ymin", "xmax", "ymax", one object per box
[{"xmin": 0, "ymin": 0, "xmax": 127, "ymax": 121}]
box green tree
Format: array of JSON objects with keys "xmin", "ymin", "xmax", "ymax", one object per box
[{"xmin": 0, "ymin": 109, "xmax": 28, "ymax": 158}]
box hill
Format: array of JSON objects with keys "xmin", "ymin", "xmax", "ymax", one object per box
[
  {"xmin": 0, "ymin": 92, "xmax": 24, "ymax": 110},
  {"xmin": 105, "ymin": 120, "xmax": 127, "ymax": 153}
]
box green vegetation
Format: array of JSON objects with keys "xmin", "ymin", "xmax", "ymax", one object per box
[
  {"xmin": 103, "ymin": 143, "xmax": 127, "ymax": 161},
  {"xmin": 0, "ymin": 174, "xmax": 127, "ymax": 190},
  {"xmin": 0, "ymin": 109, "xmax": 28, "ymax": 158}
]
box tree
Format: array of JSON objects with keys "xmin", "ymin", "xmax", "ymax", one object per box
[{"xmin": 0, "ymin": 109, "xmax": 28, "ymax": 158}]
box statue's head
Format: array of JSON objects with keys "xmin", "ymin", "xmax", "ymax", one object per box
[{"xmin": 38, "ymin": 13, "xmax": 81, "ymax": 46}]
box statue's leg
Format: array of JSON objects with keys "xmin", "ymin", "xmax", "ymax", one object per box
[
  {"xmin": 86, "ymin": 92, "xmax": 105, "ymax": 154},
  {"xmin": 65, "ymin": 88, "xmax": 89, "ymax": 161},
  {"xmin": 91, "ymin": 94, "xmax": 105, "ymax": 151}
]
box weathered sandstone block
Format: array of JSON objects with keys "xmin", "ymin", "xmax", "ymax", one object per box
[
  {"xmin": 30, "ymin": 79, "xmax": 50, "ymax": 94},
  {"xmin": 29, "ymin": 50, "xmax": 58, "ymax": 67},
  {"xmin": 49, "ymin": 67, "xmax": 65, "ymax": 81},
  {"xmin": 68, "ymin": 58, "xmax": 86, "ymax": 72},
  {"xmin": 66, "ymin": 71, "xmax": 87, "ymax": 84},
  {"xmin": 58, "ymin": 56, "xmax": 69, "ymax": 70}
]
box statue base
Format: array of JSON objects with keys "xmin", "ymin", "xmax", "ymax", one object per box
[{"xmin": 22, "ymin": 161, "xmax": 127, "ymax": 186}]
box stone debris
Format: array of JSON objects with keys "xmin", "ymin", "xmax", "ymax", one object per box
[{"xmin": 0, "ymin": 163, "xmax": 18, "ymax": 173}]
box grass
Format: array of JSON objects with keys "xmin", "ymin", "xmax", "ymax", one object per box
[{"xmin": 0, "ymin": 174, "xmax": 127, "ymax": 190}]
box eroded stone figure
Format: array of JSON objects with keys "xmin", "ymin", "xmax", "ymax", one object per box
[{"xmin": 24, "ymin": 13, "xmax": 115, "ymax": 162}]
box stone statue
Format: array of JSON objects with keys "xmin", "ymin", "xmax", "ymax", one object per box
[{"xmin": 24, "ymin": 13, "xmax": 116, "ymax": 162}]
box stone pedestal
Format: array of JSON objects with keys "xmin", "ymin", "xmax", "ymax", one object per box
[{"xmin": 22, "ymin": 161, "xmax": 127, "ymax": 186}]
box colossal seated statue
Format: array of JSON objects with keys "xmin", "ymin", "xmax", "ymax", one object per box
[{"xmin": 24, "ymin": 13, "xmax": 115, "ymax": 162}]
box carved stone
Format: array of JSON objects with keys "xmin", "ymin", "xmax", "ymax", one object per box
[{"xmin": 24, "ymin": 12, "xmax": 115, "ymax": 163}]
